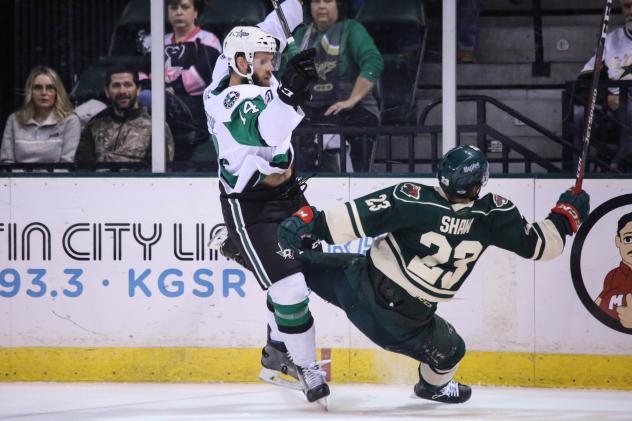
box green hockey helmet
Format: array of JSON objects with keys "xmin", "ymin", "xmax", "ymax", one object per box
[{"xmin": 437, "ymin": 145, "xmax": 489, "ymax": 200}]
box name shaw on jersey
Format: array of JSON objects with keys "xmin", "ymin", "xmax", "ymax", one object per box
[{"xmin": 440, "ymin": 216, "xmax": 474, "ymax": 235}]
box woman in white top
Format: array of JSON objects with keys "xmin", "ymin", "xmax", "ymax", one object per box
[{"xmin": 1, "ymin": 66, "xmax": 80, "ymax": 163}]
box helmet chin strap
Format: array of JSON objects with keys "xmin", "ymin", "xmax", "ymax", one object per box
[
  {"xmin": 626, "ymin": 20, "xmax": 632, "ymax": 37},
  {"xmin": 231, "ymin": 62, "xmax": 254, "ymax": 84}
]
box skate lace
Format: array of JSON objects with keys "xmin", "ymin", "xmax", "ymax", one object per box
[
  {"xmin": 438, "ymin": 381, "xmax": 460, "ymax": 397},
  {"xmin": 301, "ymin": 363, "xmax": 326, "ymax": 389}
]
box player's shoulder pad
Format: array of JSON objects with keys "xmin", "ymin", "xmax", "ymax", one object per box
[
  {"xmin": 392, "ymin": 182, "xmax": 433, "ymax": 203},
  {"xmin": 475, "ymin": 192, "xmax": 516, "ymax": 213}
]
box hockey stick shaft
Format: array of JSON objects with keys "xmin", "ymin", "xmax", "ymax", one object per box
[
  {"xmin": 573, "ymin": 0, "xmax": 613, "ymax": 194},
  {"xmin": 269, "ymin": 0, "xmax": 299, "ymax": 57}
]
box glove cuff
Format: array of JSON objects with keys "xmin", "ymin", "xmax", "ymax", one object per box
[{"xmin": 551, "ymin": 202, "xmax": 581, "ymax": 233}]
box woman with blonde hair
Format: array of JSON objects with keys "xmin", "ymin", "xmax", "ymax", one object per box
[{"xmin": 1, "ymin": 66, "xmax": 80, "ymax": 163}]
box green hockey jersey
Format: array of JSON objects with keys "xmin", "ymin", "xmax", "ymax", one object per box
[{"xmin": 321, "ymin": 182, "xmax": 567, "ymax": 303}]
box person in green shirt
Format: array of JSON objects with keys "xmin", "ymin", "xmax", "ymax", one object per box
[{"xmin": 292, "ymin": 0, "xmax": 383, "ymax": 172}]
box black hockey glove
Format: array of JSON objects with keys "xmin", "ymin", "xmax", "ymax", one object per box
[
  {"xmin": 550, "ymin": 188, "xmax": 590, "ymax": 233},
  {"xmin": 277, "ymin": 48, "xmax": 318, "ymax": 107},
  {"xmin": 278, "ymin": 205, "xmax": 320, "ymax": 254}
]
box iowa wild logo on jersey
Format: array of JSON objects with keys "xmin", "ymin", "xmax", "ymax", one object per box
[
  {"xmin": 224, "ymin": 91, "xmax": 240, "ymax": 108},
  {"xmin": 399, "ymin": 183, "xmax": 421, "ymax": 200},
  {"xmin": 493, "ymin": 193, "xmax": 509, "ymax": 207}
]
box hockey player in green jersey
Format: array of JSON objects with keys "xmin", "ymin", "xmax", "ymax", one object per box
[
  {"xmin": 275, "ymin": 144, "xmax": 590, "ymax": 404},
  {"xmin": 202, "ymin": 1, "xmax": 330, "ymax": 405}
]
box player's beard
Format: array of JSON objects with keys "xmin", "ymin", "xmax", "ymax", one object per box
[{"xmin": 252, "ymin": 72, "xmax": 271, "ymax": 87}]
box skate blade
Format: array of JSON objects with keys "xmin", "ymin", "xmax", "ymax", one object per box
[
  {"xmin": 315, "ymin": 396, "xmax": 329, "ymax": 411},
  {"xmin": 258, "ymin": 367, "xmax": 302, "ymax": 390},
  {"xmin": 207, "ymin": 226, "xmax": 228, "ymax": 249}
]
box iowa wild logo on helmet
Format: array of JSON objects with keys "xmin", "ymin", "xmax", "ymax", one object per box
[{"xmin": 400, "ymin": 182, "xmax": 421, "ymax": 200}]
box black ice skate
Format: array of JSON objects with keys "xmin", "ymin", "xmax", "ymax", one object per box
[
  {"xmin": 414, "ymin": 379, "xmax": 472, "ymax": 404},
  {"xmin": 297, "ymin": 362, "xmax": 330, "ymax": 406},
  {"xmin": 208, "ymin": 224, "xmax": 249, "ymax": 268},
  {"xmin": 258, "ymin": 340, "xmax": 301, "ymax": 390}
]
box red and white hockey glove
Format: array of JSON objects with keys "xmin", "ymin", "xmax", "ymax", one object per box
[
  {"xmin": 277, "ymin": 206, "xmax": 319, "ymax": 253},
  {"xmin": 551, "ymin": 188, "xmax": 590, "ymax": 233}
]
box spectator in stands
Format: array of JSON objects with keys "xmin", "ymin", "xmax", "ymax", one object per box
[
  {"xmin": 75, "ymin": 64, "xmax": 174, "ymax": 165},
  {"xmin": 292, "ymin": 0, "xmax": 383, "ymax": 172},
  {"xmin": 139, "ymin": 0, "xmax": 221, "ymax": 167},
  {"xmin": 1, "ymin": 66, "xmax": 80, "ymax": 163},
  {"xmin": 574, "ymin": 0, "xmax": 632, "ymax": 172},
  {"xmin": 457, "ymin": 0, "xmax": 481, "ymax": 63}
]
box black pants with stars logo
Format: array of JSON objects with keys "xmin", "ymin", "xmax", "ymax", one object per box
[{"xmin": 219, "ymin": 177, "xmax": 311, "ymax": 290}]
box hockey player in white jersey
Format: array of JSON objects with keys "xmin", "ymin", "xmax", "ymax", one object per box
[{"xmin": 202, "ymin": 2, "xmax": 328, "ymax": 404}]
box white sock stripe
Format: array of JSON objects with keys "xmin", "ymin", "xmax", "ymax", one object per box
[{"xmin": 419, "ymin": 362, "xmax": 458, "ymax": 388}]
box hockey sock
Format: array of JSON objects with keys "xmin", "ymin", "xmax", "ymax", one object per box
[
  {"xmin": 419, "ymin": 362, "xmax": 459, "ymax": 391},
  {"xmin": 268, "ymin": 273, "xmax": 317, "ymax": 368},
  {"xmin": 266, "ymin": 294, "xmax": 283, "ymax": 344},
  {"xmin": 279, "ymin": 324, "xmax": 316, "ymax": 368}
]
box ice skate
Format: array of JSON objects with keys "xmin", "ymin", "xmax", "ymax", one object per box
[
  {"xmin": 258, "ymin": 340, "xmax": 301, "ymax": 390},
  {"xmin": 413, "ymin": 379, "xmax": 471, "ymax": 404},
  {"xmin": 297, "ymin": 362, "xmax": 330, "ymax": 408},
  {"xmin": 208, "ymin": 224, "xmax": 228, "ymax": 250},
  {"xmin": 208, "ymin": 224, "xmax": 248, "ymax": 268}
]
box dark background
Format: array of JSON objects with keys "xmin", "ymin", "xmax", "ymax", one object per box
[{"xmin": 2, "ymin": 0, "xmax": 129, "ymax": 126}]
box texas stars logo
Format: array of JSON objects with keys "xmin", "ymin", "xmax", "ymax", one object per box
[
  {"xmin": 233, "ymin": 29, "xmax": 250, "ymax": 38},
  {"xmin": 276, "ymin": 242, "xmax": 295, "ymax": 260},
  {"xmin": 224, "ymin": 91, "xmax": 240, "ymax": 109}
]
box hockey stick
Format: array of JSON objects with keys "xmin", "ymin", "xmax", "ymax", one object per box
[
  {"xmin": 269, "ymin": 0, "xmax": 300, "ymax": 57},
  {"xmin": 573, "ymin": 0, "xmax": 613, "ymax": 194}
]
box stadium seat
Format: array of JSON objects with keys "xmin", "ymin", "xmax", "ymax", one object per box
[
  {"xmin": 69, "ymin": 56, "xmax": 144, "ymax": 105},
  {"xmin": 199, "ymin": 0, "xmax": 267, "ymax": 39},
  {"xmin": 356, "ymin": 0, "xmax": 427, "ymax": 124}
]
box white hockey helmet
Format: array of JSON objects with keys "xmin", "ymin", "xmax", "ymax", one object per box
[{"xmin": 223, "ymin": 26, "xmax": 278, "ymax": 80}]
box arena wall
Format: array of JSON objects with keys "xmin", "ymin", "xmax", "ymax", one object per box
[{"xmin": 1, "ymin": 176, "xmax": 631, "ymax": 389}]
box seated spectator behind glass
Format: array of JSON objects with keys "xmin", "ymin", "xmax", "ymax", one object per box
[
  {"xmin": 457, "ymin": 0, "xmax": 481, "ymax": 63},
  {"xmin": 75, "ymin": 65, "xmax": 174, "ymax": 164},
  {"xmin": 139, "ymin": 0, "xmax": 220, "ymax": 165},
  {"xmin": 574, "ymin": 0, "xmax": 632, "ymax": 172},
  {"xmin": 293, "ymin": 0, "xmax": 383, "ymax": 172},
  {"xmin": 1, "ymin": 66, "xmax": 80, "ymax": 163}
]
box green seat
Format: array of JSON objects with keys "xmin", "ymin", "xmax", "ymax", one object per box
[
  {"xmin": 116, "ymin": 0, "xmax": 150, "ymax": 27},
  {"xmin": 357, "ymin": 0, "xmax": 427, "ymax": 124},
  {"xmin": 69, "ymin": 56, "xmax": 144, "ymax": 104},
  {"xmin": 199, "ymin": 0, "xmax": 267, "ymax": 39}
]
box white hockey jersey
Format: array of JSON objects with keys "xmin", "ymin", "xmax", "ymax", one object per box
[
  {"xmin": 202, "ymin": 0, "xmax": 305, "ymax": 195},
  {"xmin": 203, "ymin": 75, "xmax": 304, "ymax": 194}
]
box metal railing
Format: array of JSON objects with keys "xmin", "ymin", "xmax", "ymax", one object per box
[
  {"xmin": 419, "ymin": 94, "xmax": 612, "ymax": 173},
  {"xmin": 562, "ymin": 79, "xmax": 632, "ymax": 172},
  {"xmin": 2, "ymin": 93, "xmax": 623, "ymax": 175}
]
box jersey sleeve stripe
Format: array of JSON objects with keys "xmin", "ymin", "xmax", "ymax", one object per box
[
  {"xmin": 347, "ymin": 201, "xmax": 367, "ymax": 238},
  {"xmin": 533, "ymin": 219, "xmax": 565, "ymax": 261},
  {"xmin": 229, "ymin": 198, "xmax": 271, "ymax": 288},
  {"xmin": 322, "ymin": 203, "xmax": 361, "ymax": 244},
  {"xmin": 527, "ymin": 223, "xmax": 544, "ymax": 260}
]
